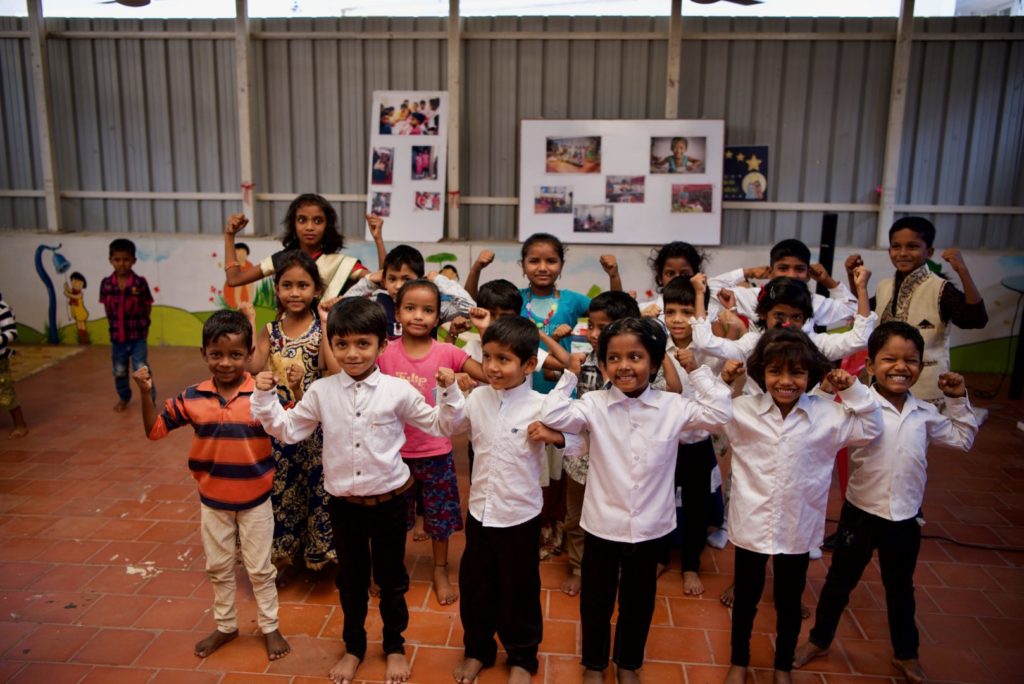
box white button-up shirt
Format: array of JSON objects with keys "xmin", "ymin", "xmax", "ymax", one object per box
[
  {"xmin": 251, "ymin": 368, "xmax": 463, "ymax": 498},
  {"xmin": 691, "ymin": 313, "xmax": 878, "ymax": 364},
  {"xmin": 725, "ymin": 381, "xmax": 883, "ymax": 555},
  {"xmin": 846, "ymin": 387, "xmax": 977, "ymax": 522},
  {"xmin": 450, "ymin": 380, "xmax": 584, "ymax": 528},
  {"xmin": 541, "ymin": 366, "xmax": 733, "ymax": 544}
]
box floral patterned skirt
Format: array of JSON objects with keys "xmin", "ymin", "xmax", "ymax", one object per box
[{"xmin": 270, "ymin": 428, "xmax": 336, "ymax": 570}]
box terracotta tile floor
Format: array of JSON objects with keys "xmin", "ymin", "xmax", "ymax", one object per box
[{"xmin": 1, "ymin": 346, "xmax": 1023, "ymax": 683}]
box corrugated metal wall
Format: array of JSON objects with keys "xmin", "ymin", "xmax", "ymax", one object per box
[{"xmin": 0, "ymin": 15, "xmax": 1021, "ymax": 246}]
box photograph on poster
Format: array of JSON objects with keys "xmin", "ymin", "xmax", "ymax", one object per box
[
  {"xmin": 379, "ymin": 96, "xmax": 441, "ymax": 135},
  {"xmin": 534, "ymin": 186, "xmax": 573, "ymax": 214},
  {"xmin": 650, "ymin": 136, "xmax": 706, "ymax": 174},
  {"xmin": 573, "ymin": 204, "xmax": 614, "ymax": 233},
  {"xmin": 605, "ymin": 175, "xmax": 645, "ymax": 203},
  {"xmin": 411, "ymin": 146, "xmax": 438, "ymax": 181},
  {"xmin": 545, "ymin": 136, "xmax": 601, "ymax": 174},
  {"xmin": 671, "ymin": 184, "xmax": 713, "ymax": 213},
  {"xmin": 742, "ymin": 173, "xmax": 767, "ymax": 200},
  {"xmin": 415, "ymin": 192, "xmax": 441, "ymax": 211},
  {"xmin": 370, "ymin": 192, "xmax": 391, "ymax": 217},
  {"xmin": 371, "ymin": 147, "xmax": 394, "ymax": 185}
]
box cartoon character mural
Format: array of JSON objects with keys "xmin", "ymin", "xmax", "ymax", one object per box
[
  {"xmin": 34, "ymin": 244, "xmax": 71, "ymax": 345},
  {"xmin": 222, "ymin": 241, "xmax": 255, "ymax": 309},
  {"xmin": 63, "ymin": 272, "xmax": 90, "ymax": 344}
]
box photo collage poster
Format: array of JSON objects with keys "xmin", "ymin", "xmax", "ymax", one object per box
[
  {"xmin": 366, "ymin": 91, "xmax": 449, "ymax": 242},
  {"xmin": 518, "ymin": 120, "xmax": 725, "ymax": 245}
]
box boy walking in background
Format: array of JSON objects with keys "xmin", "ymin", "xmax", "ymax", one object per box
[
  {"xmin": 0, "ymin": 293, "xmax": 28, "ymax": 439},
  {"xmin": 100, "ymin": 238, "xmax": 155, "ymax": 411}
]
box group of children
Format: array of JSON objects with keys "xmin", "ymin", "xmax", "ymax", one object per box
[{"xmin": 27, "ymin": 191, "xmax": 985, "ymax": 684}]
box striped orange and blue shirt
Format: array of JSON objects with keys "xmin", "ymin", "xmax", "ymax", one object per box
[{"xmin": 148, "ymin": 373, "xmax": 274, "ymax": 511}]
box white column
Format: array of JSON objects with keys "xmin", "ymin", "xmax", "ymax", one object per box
[
  {"xmin": 235, "ymin": 0, "xmax": 256, "ymax": 233},
  {"xmin": 446, "ymin": 0, "xmax": 461, "ymax": 240},
  {"xmin": 26, "ymin": 0, "xmax": 62, "ymax": 231},
  {"xmin": 665, "ymin": 0, "xmax": 682, "ymax": 119},
  {"xmin": 877, "ymin": 0, "xmax": 915, "ymax": 246}
]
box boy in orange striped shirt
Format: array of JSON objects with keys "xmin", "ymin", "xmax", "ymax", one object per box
[{"xmin": 133, "ymin": 309, "xmax": 290, "ymax": 661}]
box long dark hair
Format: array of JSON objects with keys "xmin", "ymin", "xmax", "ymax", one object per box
[
  {"xmin": 273, "ymin": 250, "xmax": 323, "ymax": 316},
  {"xmin": 281, "ymin": 193, "xmax": 343, "ymax": 254}
]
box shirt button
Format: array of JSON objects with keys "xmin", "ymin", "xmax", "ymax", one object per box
[
  {"xmin": 356, "ymin": 412, "xmax": 361, "ymax": 417},
  {"xmin": 355, "ymin": 442, "xmax": 360, "ymax": 448},
  {"xmin": 633, "ymin": 484, "xmax": 639, "ymax": 490},
  {"xmin": 356, "ymin": 470, "xmax": 361, "ymax": 475}
]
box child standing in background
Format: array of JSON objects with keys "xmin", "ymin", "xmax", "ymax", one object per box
[
  {"xmin": 0, "ymin": 293, "xmax": 28, "ymax": 439},
  {"xmin": 100, "ymin": 238, "xmax": 155, "ymax": 412},
  {"xmin": 241, "ymin": 251, "xmax": 335, "ymax": 586},
  {"xmin": 636, "ymin": 241, "xmax": 704, "ymax": 317},
  {"xmin": 377, "ymin": 279, "xmax": 486, "ymax": 606}
]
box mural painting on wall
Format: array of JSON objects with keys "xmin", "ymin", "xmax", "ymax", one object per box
[
  {"xmin": 62, "ymin": 272, "xmax": 90, "ymax": 344},
  {"xmin": 221, "ymin": 242, "xmax": 256, "ymax": 309}
]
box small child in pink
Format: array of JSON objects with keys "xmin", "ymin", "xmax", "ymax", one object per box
[{"xmin": 376, "ymin": 278, "xmax": 486, "ymax": 606}]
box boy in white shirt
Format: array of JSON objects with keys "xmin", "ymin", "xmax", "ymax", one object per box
[
  {"xmin": 251, "ymin": 297, "xmax": 464, "ymax": 684},
  {"xmin": 542, "ymin": 317, "xmax": 733, "ymax": 684},
  {"xmin": 446, "ymin": 316, "xmax": 583, "ymax": 684},
  {"xmin": 794, "ymin": 321, "xmax": 978, "ymax": 683},
  {"xmin": 721, "ymin": 327, "xmax": 883, "ymax": 684}
]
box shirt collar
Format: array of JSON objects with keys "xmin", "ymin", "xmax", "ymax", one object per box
[
  {"xmin": 495, "ymin": 378, "xmax": 533, "ymax": 403},
  {"xmin": 606, "ymin": 383, "xmax": 660, "ymax": 408},
  {"xmin": 196, "ymin": 372, "xmax": 255, "ymax": 396},
  {"xmin": 870, "ymin": 385, "xmax": 924, "ymax": 416},
  {"xmin": 755, "ymin": 390, "xmax": 813, "ymax": 417},
  {"xmin": 337, "ymin": 367, "xmax": 382, "ymax": 388}
]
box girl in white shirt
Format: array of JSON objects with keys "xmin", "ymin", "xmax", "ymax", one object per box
[
  {"xmin": 722, "ymin": 327, "xmax": 883, "ymax": 684},
  {"xmin": 541, "ymin": 317, "xmax": 733, "ymax": 684}
]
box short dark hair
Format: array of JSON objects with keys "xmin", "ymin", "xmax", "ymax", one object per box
[
  {"xmin": 889, "ymin": 216, "xmax": 936, "ymax": 248},
  {"xmin": 755, "ymin": 276, "xmax": 813, "ymax": 326},
  {"xmin": 648, "ymin": 241, "xmax": 705, "ymax": 287},
  {"xmin": 596, "ymin": 317, "xmax": 667, "ymax": 382},
  {"xmin": 383, "ymin": 244, "xmax": 425, "ymax": 278},
  {"xmin": 109, "ymin": 238, "xmax": 136, "ymax": 258},
  {"xmin": 234, "ymin": 242, "xmax": 250, "ymax": 256},
  {"xmin": 441, "ymin": 263, "xmax": 459, "ymax": 278},
  {"xmin": 69, "ymin": 271, "xmax": 88, "ymax": 288},
  {"xmin": 769, "ymin": 238, "xmax": 811, "ymax": 268},
  {"xmin": 521, "ymin": 232, "xmax": 566, "ymax": 263},
  {"xmin": 746, "ymin": 327, "xmax": 833, "ymax": 393},
  {"xmin": 396, "ymin": 278, "xmax": 441, "ymax": 311},
  {"xmin": 281, "ymin": 193, "xmax": 343, "ymax": 254},
  {"xmin": 327, "ymin": 297, "xmax": 387, "ymax": 344},
  {"xmin": 477, "ymin": 279, "xmax": 523, "ymax": 314},
  {"xmin": 202, "ymin": 309, "xmax": 253, "ymax": 349},
  {"xmin": 589, "ymin": 291, "xmax": 641, "ymax": 321},
  {"xmin": 662, "ymin": 275, "xmax": 709, "ymax": 308},
  {"xmin": 482, "ymin": 316, "xmax": 540, "ymax": 364},
  {"xmin": 868, "ymin": 321, "xmax": 925, "ymax": 360}
]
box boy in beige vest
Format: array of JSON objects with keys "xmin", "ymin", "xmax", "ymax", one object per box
[{"xmin": 846, "ymin": 216, "xmax": 987, "ymax": 402}]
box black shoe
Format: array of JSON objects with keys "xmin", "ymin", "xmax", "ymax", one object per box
[{"xmin": 822, "ymin": 532, "xmax": 838, "ymax": 551}]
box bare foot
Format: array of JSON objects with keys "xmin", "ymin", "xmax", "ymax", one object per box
[
  {"xmin": 561, "ymin": 572, "xmax": 582, "ymax": 597},
  {"xmin": 682, "ymin": 570, "xmax": 705, "ymax": 596},
  {"xmin": 8, "ymin": 425, "xmax": 28, "ymax": 439},
  {"xmin": 453, "ymin": 656, "xmax": 485, "ymax": 683},
  {"xmin": 792, "ymin": 640, "xmax": 828, "ymax": 668},
  {"xmin": 772, "ymin": 670, "xmax": 791, "ymax": 684},
  {"xmin": 892, "ymin": 657, "xmax": 925, "ymax": 684},
  {"xmin": 616, "ymin": 666, "xmax": 640, "ymax": 683},
  {"xmin": 329, "ymin": 653, "xmax": 361, "ymax": 684},
  {"xmin": 275, "ymin": 563, "xmax": 300, "ymax": 589},
  {"xmin": 720, "ymin": 583, "xmax": 735, "ymax": 608},
  {"xmin": 370, "ymin": 582, "xmax": 381, "ymax": 597},
  {"xmin": 194, "ymin": 628, "xmax": 237, "ymax": 658},
  {"xmin": 583, "ymin": 669, "xmax": 604, "ymax": 683},
  {"xmin": 386, "ymin": 652, "xmax": 411, "ymax": 683},
  {"xmin": 801, "ymin": 603, "xmax": 811, "ymax": 619},
  {"xmin": 113, "ymin": 399, "xmax": 129, "ymax": 412},
  {"xmin": 264, "ymin": 629, "xmax": 290, "ymax": 660},
  {"xmin": 433, "ymin": 564, "xmax": 459, "ymax": 606},
  {"xmin": 508, "ymin": 665, "xmax": 532, "ymax": 684},
  {"xmin": 412, "ymin": 516, "xmax": 429, "ymax": 542},
  {"xmin": 724, "ymin": 664, "xmax": 748, "ymax": 684}
]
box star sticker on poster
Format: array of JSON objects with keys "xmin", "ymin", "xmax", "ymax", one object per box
[
  {"xmin": 736, "ymin": 153, "xmax": 746, "ymax": 161},
  {"xmin": 747, "ymin": 154, "xmax": 762, "ymax": 171}
]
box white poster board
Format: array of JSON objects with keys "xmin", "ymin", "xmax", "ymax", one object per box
[
  {"xmin": 365, "ymin": 91, "xmax": 449, "ymax": 242},
  {"xmin": 518, "ymin": 119, "xmax": 724, "ymax": 245}
]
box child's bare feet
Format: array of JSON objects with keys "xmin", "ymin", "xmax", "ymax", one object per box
[
  {"xmin": 385, "ymin": 652, "xmax": 411, "ymax": 683},
  {"xmin": 720, "ymin": 583, "xmax": 735, "ymax": 608},
  {"xmin": 194, "ymin": 628, "xmax": 237, "ymax": 658},
  {"xmin": 561, "ymin": 572, "xmax": 582, "ymax": 597},
  {"xmin": 8, "ymin": 424, "xmax": 28, "ymax": 439},
  {"xmin": 772, "ymin": 670, "xmax": 791, "ymax": 684},
  {"xmin": 329, "ymin": 653, "xmax": 361, "ymax": 684},
  {"xmin": 508, "ymin": 665, "xmax": 532, "ymax": 684},
  {"xmin": 113, "ymin": 399, "xmax": 129, "ymax": 412},
  {"xmin": 891, "ymin": 657, "xmax": 924, "ymax": 684},
  {"xmin": 583, "ymin": 668, "xmax": 604, "ymax": 683},
  {"xmin": 682, "ymin": 570, "xmax": 704, "ymax": 596},
  {"xmin": 724, "ymin": 664, "xmax": 747, "ymax": 683},
  {"xmin": 792, "ymin": 640, "xmax": 827, "ymax": 668},
  {"xmin": 453, "ymin": 656, "xmax": 485, "ymax": 683},
  {"xmin": 433, "ymin": 564, "xmax": 459, "ymax": 606},
  {"xmin": 412, "ymin": 516, "xmax": 429, "ymax": 542},
  {"xmin": 616, "ymin": 666, "xmax": 640, "ymax": 683},
  {"xmin": 264, "ymin": 629, "xmax": 290, "ymax": 660}
]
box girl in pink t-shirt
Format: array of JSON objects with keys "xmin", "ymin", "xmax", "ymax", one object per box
[{"xmin": 377, "ymin": 279, "xmax": 486, "ymax": 606}]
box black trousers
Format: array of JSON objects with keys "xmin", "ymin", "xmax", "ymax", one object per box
[
  {"xmin": 459, "ymin": 514, "xmax": 543, "ymax": 672},
  {"xmin": 731, "ymin": 547, "xmax": 809, "ymax": 671},
  {"xmin": 810, "ymin": 501, "xmax": 921, "ymax": 660},
  {"xmin": 580, "ymin": 532, "xmax": 661, "ymax": 672},
  {"xmin": 327, "ymin": 492, "xmax": 410, "ymax": 659},
  {"xmin": 658, "ymin": 438, "xmax": 717, "ymax": 572}
]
